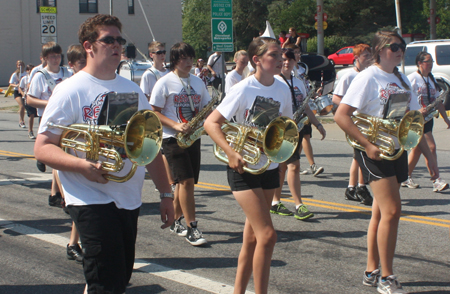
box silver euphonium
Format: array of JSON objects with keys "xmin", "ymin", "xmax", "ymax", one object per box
[{"xmin": 423, "ymin": 81, "xmax": 449, "ymax": 122}]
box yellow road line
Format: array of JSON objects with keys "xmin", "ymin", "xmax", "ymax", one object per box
[{"xmin": 2, "ymin": 150, "xmax": 449, "ymax": 228}]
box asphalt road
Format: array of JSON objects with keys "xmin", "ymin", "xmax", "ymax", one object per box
[{"xmin": 0, "ymin": 106, "xmax": 449, "ymax": 294}]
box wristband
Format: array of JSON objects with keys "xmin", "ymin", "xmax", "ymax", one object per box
[{"xmin": 160, "ymin": 192, "xmax": 174, "ymax": 199}]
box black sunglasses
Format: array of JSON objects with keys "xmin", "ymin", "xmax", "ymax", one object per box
[
  {"xmin": 97, "ymin": 36, "xmax": 127, "ymax": 46},
  {"xmin": 152, "ymin": 50, "xmax": 166, "ymax": 55},
  {"xmin": 385, "ymin": 43, "xmax": 406, "ymax": 52}
]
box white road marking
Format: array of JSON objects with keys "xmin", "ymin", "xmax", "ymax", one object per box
[
  {"xmin": 0, "ymin": 218, "xmax": 254, "ymax": 294},
  {"xmin": 0, "ymin": 173, "xmax": 53, "ymax": 186}
]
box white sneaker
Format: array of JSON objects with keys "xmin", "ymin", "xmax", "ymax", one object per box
[
  {"xmin": 377, "ymin": 275, "xmax": 407, "ymax": 294},
  {"xmin": 401, "ymin": 177, "xmax": 419, "ymax": 189},
  {"xmin": 433, "ymin": 178, "xmax": 449, "ymax": 192}
]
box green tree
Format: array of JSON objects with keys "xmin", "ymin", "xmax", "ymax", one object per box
[{"xmin": 182, "ymin": 0, "xmax": 211, "ymax": 59}]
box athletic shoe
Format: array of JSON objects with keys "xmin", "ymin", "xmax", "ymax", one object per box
[
  {"xmin": 344, "ymin": 187, "xmax": 359, "ymax": 201},
  {"xmin": 294, "ymin": 204, "xmax": 314, "ymax": 220},
  {"xmin": 401, "ymin": 177, "xmax": 419, "ymax": 189},
  {"xmin": 356, "ymin": 186, "xmax": 373, "ymax": 206},
  {"xmin": 300, "ymin": 168, "xmax": 309, "ymax": 175},
  {"xmin": 170, "ymin": 218, "xmax": 188, "ymax": 237},
  {"xmin": 363, "ymin": 269, "xmax": 380, "ymax": 287},
  {"xmin": 270, "ymin": 202, "xmax": 293, "ymax": 216},
  {"xmin": 28, "ymin": 131, "xmax": 36, "ymax": 139},
  {"xmin": 310, "ymin": 164, "xmax": 324, "ymax": 176},
  {"xmin": 433, "ymin": 178, "xmax": 449, "ymax": 192},
  {"xmin": 67, "ymin": 243, "xmax": 83, "ymax": 264},
  {"xmin": 185, "ymin": 222, "xmax": 207, "ymax": 246},
  {"xmin": 36, "ymin": 160, "xmax": 46, "ymax": 172},
  {"xmin": 48, "ymin": 192, "xmax": 63, "ymax": 208},
  {"xmin": 19, "ymin": 122, "xmax": 26, "ymax": 128},
  {"xmin": 377, "ymin": 275, "xmax": 407, "ymax": 294}
]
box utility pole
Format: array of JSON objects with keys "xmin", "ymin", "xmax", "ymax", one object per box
[
  {"xmin": 430, "ymin": 0, "xmax": 436, "ymax": 39},
  {"xmin": 316, "ymin": 0, "xmax": 324, "ymax": 55},
  {"xmin": 110, "ymin": 0, "xmax": 113, "ymax": 15}
]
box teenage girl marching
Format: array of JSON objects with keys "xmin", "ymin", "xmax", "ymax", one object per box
[
  {"xmin": 205, "ymin": 37, "xmax": 293, "ymax": 294},
  {"xmin": 335, "ymin": 31, "xmax": 438, "ymax": 294}
]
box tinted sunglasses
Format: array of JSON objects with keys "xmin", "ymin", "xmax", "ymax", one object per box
[
  {"xmin": 152, "ymin": 50, "xmax": 166, "ymax": 55},
  {"xmin": 97, "ymin": 36, "xmax": 127, "ymax": 45},
  {"xmin": 385, "ymin": 43, "xmax": 406, "ymax": 52}
]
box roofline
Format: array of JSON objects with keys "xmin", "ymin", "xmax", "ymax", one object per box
[{"xmin": 408, "ymin": 39, "xmax": 450, "ymax": 45}]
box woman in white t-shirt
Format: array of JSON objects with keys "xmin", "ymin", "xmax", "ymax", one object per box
[
  {"xmin": 205, "ymin": 37, "xmax": 293, "ymax": 294},
  {"xmin": 270, "ymin": 48, "xmax": 325, "ymax": 220},
  {"xmin": 335, "ymin": 31, "xmax": 438, "ymax": 294},
  {"xmin": 9, "ymin": 60, "xmax": 27, "ymax": 128},
  {"xmin": 403, "ymin": 51, "xmax": 450, "ymax": 192}
]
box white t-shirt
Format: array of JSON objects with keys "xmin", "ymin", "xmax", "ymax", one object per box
[
  {"xmin": 207, "ymin": 53, "xmax": 224, "ymax": 78},
  {"xmin": 38, "ymin": 71, "xmax": 150, "ymax": 210},
  {"xmin": 9, "ymin": 72, "xmax": 27, "ymax": 90},
  {"xmin": 27, "ymin": 68, "xmax": 72, "ymax": 116},
  {"xmin": 275, "ymin": 74, "xmax": 307, "ymax": 113},
  {"xmin": 19, "ymin": 75, "xmax": 30, "ymax": 94},
  {"xmin": 225, "ymin": 69, "xmax": 243, "ymax": 94},
  {"xmin": 333, "ymin": 69, "xmax": 358, "ymax": 97},
  {"xmin": 150, "ymin": 71, "xmax": 212, "ymax": 139},
  {"xmin": 407, "ymin": 71, "xmax": 438, "ymax": 107},
  {"xmin": 140, "ymin": 67, "xmax": 169, "ymax": 97},
  {"xmin": 342, "ymin": 65, "xmax": 420, "ymax": 148},
  {"xmin": 216, "ymin": 75, "xmax": 293, "ymax": 171},
  {"xmin": 29, "ymin": 64, "xmax": 44, "ymax": 81}
]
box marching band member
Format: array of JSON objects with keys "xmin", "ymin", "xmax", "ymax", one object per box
[{"xmin": 335, "ymin": 31, "xmax": 438, "ymax": 294}]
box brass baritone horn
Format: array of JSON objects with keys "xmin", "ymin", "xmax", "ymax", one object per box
[
  {"xmin": 346, "ymin": 110, "xmax": 424, "ymax": 161},
  {"xmin": 47, "ymin": 109, "xmax": 163, "ymax": 182},
  {"xmin": 213, "ymin": 116, "xmax": 299, "ymax": 175}
]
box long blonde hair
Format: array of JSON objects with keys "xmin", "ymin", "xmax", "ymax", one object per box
[
  {"xmin": 372, "ymin": 31, "xmax": 409, "ymax": 90},
  {"xmin": 14, "ymin": 60, "xmax": 25, "ymax": 79}
]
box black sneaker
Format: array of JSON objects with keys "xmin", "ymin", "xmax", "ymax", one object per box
[
  {"xmin": 185, "ymin": 221, "xmax": 207, "ymax": 246},
  {"xmin": 270, "ymin": 202, "xmax": 293, "ymax": 216},
  {"xmin": 356, "ymin": 186, "xmax": 373, "ymax": 206},
  {"xmin": 294, "ymin": 204, "xmax": 314, "ymax": 220},
  {"xmin": 67, "ymin": 243, "xmax": 83, "ymax": 264},
  {"xmin": 36, "ymin": 160, "xmax": 46, "ymax": 172},
  {"xmin": 48, "ymin": 192, "xmax": 63, "ymax": 208},
  {"xmin": 170, "ymin": 217, "xmax": 188, "ymax": 237},
  {"xmin": 344, "ymin": 187, "xmax": 359, "ymax": 201}
]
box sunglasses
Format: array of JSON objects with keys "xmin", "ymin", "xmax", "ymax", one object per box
[
  {"xmin": 97, "ymin": 36, "xmax": 127, "ymax": 45},
  {"xmin": 152, "ymin": 50, "xmax": 166, "ymax": 55},
  {"xmin": 385, "ymin": 43, "xmax": 406, "ymax": 52}
]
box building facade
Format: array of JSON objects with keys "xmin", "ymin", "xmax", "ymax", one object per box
[{"xmin": 0, "ymin": 0, "xmax": 182, "ymax": 85}]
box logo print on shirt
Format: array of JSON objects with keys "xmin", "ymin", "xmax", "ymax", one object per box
[
  {"xmin": 82, "ymin": 92, "xmax": 110, "ymax": 124},
  {"xmin": 174, "ymin": 86, "xmax": 201, "ymax": 123},
  {"xmin": 379, "ymin": 82, "xmax": 408, "ymax": 105},
  {"xmin": 46, "ymin": 77, "xmax": 64, "ymax": 95}
]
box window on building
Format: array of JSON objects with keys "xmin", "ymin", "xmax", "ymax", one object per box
[
  {"xmin": 128, "ymin": 0, "xmax": 135, "ymax": 14},
  {"xmin": 36, "ymin": 0, "xmax": 57, "ymax": 13},
  {"xmin": 79, "ymin": 0, "xmax": 98, "ymax": 14}
]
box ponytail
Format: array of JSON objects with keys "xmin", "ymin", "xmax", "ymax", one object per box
[
  {"xmin": 428, "ymin": 72, "xmax": 441, "ymax": 92},
  {"xmin": 393, "ymin": 67, "xmax": 410, "ymax": 90}
]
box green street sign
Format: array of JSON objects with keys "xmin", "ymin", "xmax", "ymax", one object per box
[
  {"xmin": 213, "ymin": 43, "xmax": 233, "ymax": 52},
  {"xmin": 211, "ymin": 0, "xmax": 232, "ymax": 18},
  {"xmin": 211, "ymin": 18, "xmax": 233, "ymax": 43}
]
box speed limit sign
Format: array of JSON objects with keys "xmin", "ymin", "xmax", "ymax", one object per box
[{"xmin": 41, "ymin": 13, "xmax": 57, "ymax": 44}]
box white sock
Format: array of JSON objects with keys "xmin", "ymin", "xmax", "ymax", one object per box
[
  {"xmin": 271, "ymin": 201, "xmax": 280, "ymax": 206},
  {"xmin": 296, "ymin": 204, "xmax": 303, "ymax": 210}
]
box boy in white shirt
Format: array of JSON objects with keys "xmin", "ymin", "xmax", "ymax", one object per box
[{"xmin": 140, "ymin": 41, "xmax": 169, "ymax": 99}]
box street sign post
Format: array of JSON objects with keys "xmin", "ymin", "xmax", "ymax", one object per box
[
  {"xmin": 211, "ymin": 0, "xmax": 232, "ymax": 18},
  {"xmin": 40, "ymin": 7, "xmax": 57, "ymax": 44},
  {"xmin": 211, "ymin": 0, "xmax": 233, "ymax": 53}
]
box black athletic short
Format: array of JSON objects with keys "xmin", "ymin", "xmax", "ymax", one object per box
[
  {"xmin": 23, "ymin": 98, "xmax": 37, "ymax": 117},
  {"xmin": 424, "ymin": 119, "xmax": 434, "ymax": 134},
  {"xmin": 68, "ymin": 203, "xmax": 140, "ymax": 294},
  {"xmin": 227, "ymin": 166, "xmax": 280, "ymax": 191},
  {"xmin": 301, "ymin": 123, "xmax": 312, "ymax": 137},
  {"xmin": 13, "ymin": 89, "xmax": 21, "ymax": 99},
  {"xmin": 162, "ymin": 137, "xmax": 201, "ymax": 184},
  {"xmin": 354, "ymin": 148, "xmax": 408, "ymax": 184},
  {"xmin": 285, "ymin": 131, "xmax": 304, "ymax": 164}
]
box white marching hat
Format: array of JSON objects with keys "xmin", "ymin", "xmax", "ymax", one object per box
[{"xmin": 261, "ymin": 21, "xmax": 276, "ymax": 39}]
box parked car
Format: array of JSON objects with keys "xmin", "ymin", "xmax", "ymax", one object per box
[
  {"xmin": 327, "ymin": 46, "xmax": 355, "ymax": 66},
  {"xmin": 404, "ymin": 39, "xmax": 450, "ymax": 110}
]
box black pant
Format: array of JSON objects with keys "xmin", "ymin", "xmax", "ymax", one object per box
[{"xmin": 212, "ymin": 77, "xmax": 222, "ymax": 90}]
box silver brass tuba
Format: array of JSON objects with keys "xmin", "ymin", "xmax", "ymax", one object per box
[
  {"xmin": 293, "ymin": 84, "xmax": 315, "ymax": 131},
  {"xmin": 346, "ymin": 110, "xmax": 424, "ymax": 161},
  {"xmin": 213, "ymin": 116, "xmax": 299, "ymax": 175},
  {"xmin": 177, "ymin": 88, "xmax": 220, "ymax": 148},
  {"xmin": 423, "ymin": 82, "xmax": 449, "ymax": 122},
  {"xmin": 48, "ymin": 110, "xmax": 163, "ymax": 182}
]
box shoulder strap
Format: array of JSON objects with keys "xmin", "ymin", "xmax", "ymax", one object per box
[
  {"xmin": 37, "ymin": 68, "xmax": 57, "ymax": 92},
  {"xmin": 147, "ymin": 67, "xmax": 161, "ymax": 80},
  {"xmin": 211, "ymin": 54, "xmax": 221, "ymax": 67}
]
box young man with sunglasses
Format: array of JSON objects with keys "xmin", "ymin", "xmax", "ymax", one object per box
[
  {"xmin": 34, "ymin": 14, "xmax": 174, "ymax": 294},
  {"xmin": 140, "ymin": 41, "xmax": 168, "ymax": 100}
]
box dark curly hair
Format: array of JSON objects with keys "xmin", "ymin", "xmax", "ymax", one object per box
[{"xmin": 78, "ymin": 14, "xmax": 122, "ymax": 46}]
